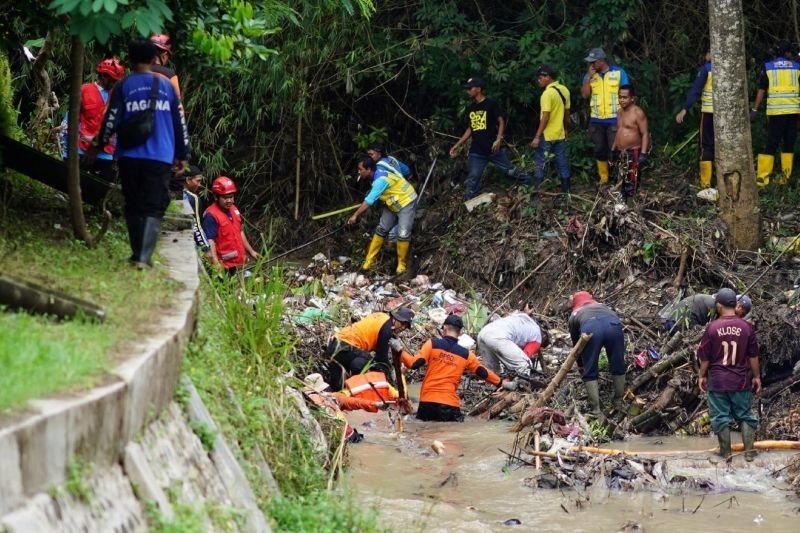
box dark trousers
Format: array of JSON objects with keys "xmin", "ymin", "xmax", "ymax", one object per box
[
  {"xmin": 765, "ymin": 114, "xmax": 799, "ymax": 154},
  {"xmin": 325, "ymin": 338, "xmax": 373, "ymax": 391},
  {"xmin": 579, "ymin": 315, "xmax": 626, "ymax": 382},
  {"xmin": 699, "ymin": 113, "xmax": 715, "ymax": 161},
  {"xmin": 90, "ymin": 158, "xmax": 116, "ymax": 184},
  {"xmin": 416, "ymin": 402, "xmax": 464, "ymax": 422},
  {"xmin": 118, "ymin": 157, "xmax": 172, "ymax": 219},
  {"xmin": 589, "ymin": 122, "xmax": 617, "ymax": 161}
]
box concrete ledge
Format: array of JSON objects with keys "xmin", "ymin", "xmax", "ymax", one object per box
[{"xmin": 0, "ymin": 228, "xmax": 199, "ymax": 514}]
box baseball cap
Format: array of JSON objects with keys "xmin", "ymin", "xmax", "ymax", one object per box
[
  {"xmin": 537, "ymin": 66, "xmax": 556, "ymax": 77},
  {"xmin": 463, "ymin": 76, "xmax": 485, "ymax": 89},
  {"xmin": 390, "ymin": 306, "xmax": 415, "ymax": 325},
  {"xmin": 184, "ymin": 165, "xmax": 203, "ymax": 178},
  {"xmin": 736, "ymin": 294, "xmax": 752, "ymax": 313},
  {"xmin": 584, "ymin": 47, "xmax": 607, "ymax": 62},
  {"xmin": 304, "ymin": 373, "xmax": 330, "ymax": 393},
  {"xmin": 443, "ymin": 314, "xmax": 464, "ymax": 329},
  {"xmin": 714, "ymin": 288, "xmax": 737, "ymax": 307},
  {"xmin": 366, "ymin": 142, "xmax": 385, "ymax": 154}
]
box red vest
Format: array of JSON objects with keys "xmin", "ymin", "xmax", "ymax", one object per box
[
  {"xmin": 205, "ymin": 203, "xmax": 245, "ymax": 268},
  {"xmin": 79, "ymin": 83, "xmax": 114, "ymax": 155}
]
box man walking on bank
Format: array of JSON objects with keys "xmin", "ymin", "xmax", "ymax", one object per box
[
  {"xmin": 581, "ymin": 48, "xmax": 630, "ymax": 185},
  {"xmin": 697, "ymin": 288, "xmax": 761, "ymax": 461},
  {"xmin": 530, "ymin": 66, "xmax": 572, "ymax": 193},
  {"xmin": 96, "ymin": 38, "xmax": 189, "ymax": 268},
  {"xmin": 450, "ymin": 76, "xmax": 532, "ymax": 199}
]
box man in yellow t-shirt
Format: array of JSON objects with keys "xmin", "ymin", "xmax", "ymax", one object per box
[{"xmin": 530, "ymin": 66, "xmax": 571, "ymax": 193}]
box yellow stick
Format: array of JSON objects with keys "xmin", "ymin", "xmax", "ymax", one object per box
[{"xmin": 311, "ymin": 203, "xmax": 360, "ymax": 220}]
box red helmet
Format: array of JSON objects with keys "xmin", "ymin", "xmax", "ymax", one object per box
[
  {"xmin": 149, "ymin": 33, "xmax": 172, "ymax": 54},
  {"xmin": 96, "ymin": 57, "xmax": 125, "ymax": 81},
  {"xmin": 212, "ymin": 176, "xmax": 237, "ymax": 196}
]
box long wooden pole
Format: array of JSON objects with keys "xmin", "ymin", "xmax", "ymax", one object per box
[{"xmin": 511, "ymin": 332, "xmax": 592, "ymax": 432}]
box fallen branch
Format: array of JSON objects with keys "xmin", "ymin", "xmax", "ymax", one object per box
[
  {"xmin": 628, "ymin": 349, "xmax": 691, "ymax": 393},
  {"xmin": 511, "ymin": 333, "xmax": 592, "ymax": 432},
  {"xmin": 571, "ymin": 440, "xmax": 800, "ymax": 457}
]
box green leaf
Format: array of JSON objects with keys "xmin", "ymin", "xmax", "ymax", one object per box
[
  {"xmin": 104, "ymin": 0, "xmax": 117, "ymax": 15},
  {"xmin": 79, "ymin": 0, "xmax": 92, "ymax": 16},
  {"xmin": 91, "ymin": 0, "xmax": 104, "ymax": 13}
]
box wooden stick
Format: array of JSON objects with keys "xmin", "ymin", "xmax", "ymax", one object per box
[
  {"xmin": 534, "ymin": 431, "xmax": 542, "ymax": 471},
  {"xmin": 511, "ymin": 333, "xmax": 592, "ymax": 432},
  {"xmin": 672, "ymin": 247, "xmax": 690, "ymax": 288},
  {"xmin": 571, "ymin": 440, "xmax": 800, "ymax": 457}
]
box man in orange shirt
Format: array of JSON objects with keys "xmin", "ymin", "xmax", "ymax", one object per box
[
  {"xmin": 399, "ymin": 314, "xmax": 512, "ymax": 422},
  {"xmin": 326, "ymin": 307, "xmax": 415, "ymax": 390}
]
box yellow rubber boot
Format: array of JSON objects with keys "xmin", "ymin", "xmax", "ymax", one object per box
[
  {"xmin": 361, "ymin": 234, "xmax": 384, "ymax": 271},
  {"xmin": 597, "ymin": 160, "xmax": 610, "ymax": 184},
  {"xmin": 395, "ymin": 240, "xmax": 410, "ymax": 275},
  {"xmin": 756, "ymin": 154, "xmax": 774, "ymax": 188},
  {"xmin": 778, "ymin": 152, "xmax": 793, "ymax": 185},
  {"xmin": 699, "ymin": 160, "xmax": 713, "ymax": 189}
]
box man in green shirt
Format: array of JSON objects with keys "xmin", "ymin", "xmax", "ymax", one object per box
[{"xmin": 530, "ymin": 66, "xmax": 571, "ymax": 193}]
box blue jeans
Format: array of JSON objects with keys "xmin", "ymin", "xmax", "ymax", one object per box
[
  {"xmin": 534, "ymin": 139, "xmax": 571, "ymax": 185},
  {"xmin": 466, "ymin": 149, "xmax": 532, "ymax": 199},
  {"xmin": 578, "ymin": 315, "xmax": 625, "ymax": 382}
]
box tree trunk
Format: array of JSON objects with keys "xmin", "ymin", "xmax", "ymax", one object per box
[
  {"xmin": 66, "ymin": 36, "xmax": 93, "ymax": 245},
  {"xmin": 708, "ymin": 0, "xmax": 760, "ymax": 251}
]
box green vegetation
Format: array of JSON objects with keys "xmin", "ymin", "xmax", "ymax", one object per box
[
  {"xmin": 189, "ymin": 421, "xmax": 218, "ymax": 452},
  {"xmin": 0, "ymin": 48, "xmax": 16, "ymax": 138},
  {"xmin": 0, "ymin": 174, "xmax": 175, "ymax": 412},
  {"xmin": 184, "ymin": 269, "xmax": 376, "ymax": 530},
  {"xmin": 65, "ymin": 458, "xmax": 93, "ymax": 503}
]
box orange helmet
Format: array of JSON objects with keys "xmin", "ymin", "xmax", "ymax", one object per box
[
  {"xmin": 212, "ymin": 176, "xmax": 237, "ymax": 196},
  {"xmin": 96, "ymin": 57, "xmax": 125, "ymax": 81},
  {"xmin": 149, "ymin": 33, "xmax": 172, "ymax": 54}
]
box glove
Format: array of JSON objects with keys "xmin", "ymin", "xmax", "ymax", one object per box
[
  {"xmin": 374, "ymin": 401, "xmax": 389, "ymax": 411},
  {"xmin": 750, "ymin": 109, "xmax": 757, "ymax": 123},
  {"xmin": 388, "ymin": 338, "xmax": 404, "ymax": 352},
  {"xmin": 501, "ymin": 379, "xmax": 519, "ymax": 391},
  {"xmin": 638, "ymin": 152, "xmax": 648, "ymax": 166}
]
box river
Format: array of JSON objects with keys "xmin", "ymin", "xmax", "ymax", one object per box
[{"xmin": 345, "ymin": 387, "xmax": 799, "ymax": 532}]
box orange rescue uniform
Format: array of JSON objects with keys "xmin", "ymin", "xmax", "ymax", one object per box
[
  {"xmin": 335, "ymin": 312, "xmax": 390, "ymax": 351},
  {"xmin": 402, "ymin": 336, "xmax": 501, "ymax": 408}
]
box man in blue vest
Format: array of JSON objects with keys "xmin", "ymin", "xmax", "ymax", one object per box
[
  {"xmin": 751, "ymin": 40, "xmax": 800, "ymax": 186},
  {"xmin": 676, "ymin": 53, "xmax": 715, "ymax": 190},
  {"xmin": 95, "ymin": 38, "xmax": 190, "ymax": 268},
  {"xmin": 581, "ymin": 48, "xmax": 630, "ymax": 185}
]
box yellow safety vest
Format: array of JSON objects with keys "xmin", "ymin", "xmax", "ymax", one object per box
[
  {"xmin": 376, "ymin": 162, "xmax": 417, "ymax": 212},
  {"xmin": 589, "ymin": 67, "xmax": 626, "ymax": 120},
  {"xmin": 765, "ymin": 58, "xmax": 800, "ymax": 116},
  {"xmin": 700, "ymin": 65, "xmax": 713, "ymax": 114}
]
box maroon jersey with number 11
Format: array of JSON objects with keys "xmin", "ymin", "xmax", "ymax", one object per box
[{"xmin": 697, "ymin": 315, "xmax": 759, "ymax": 392}]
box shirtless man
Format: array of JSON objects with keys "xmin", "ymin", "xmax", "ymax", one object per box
[{"xmin": 611, "ymin": 85, "xmax": 650, "ymax": 197}]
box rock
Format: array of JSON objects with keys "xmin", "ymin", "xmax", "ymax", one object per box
[
  {"xmin": 503, "ymin": 518, "xmax": 522, "ymax": 526},
  {"xmin": 464, "ymin": 192, "xmax": 495, "ymax": 212}
]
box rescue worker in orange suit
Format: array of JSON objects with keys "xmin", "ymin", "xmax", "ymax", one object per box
[
  {"xmin": 303, "ymin": 373, "xmax": 391, "ymax": 443},
  {"xmin": 675, "ymin": 52, "xmax": 715, "ymax": 189},
  {"xmin": 569, "ymin": 291, "xmax": 625, "ymax": 417},
  {"xmin": 149, "ymin": 34, "xmax": 182, "ymax": 98},
  {"xmin": 398, "ymin": 314, "xmax": 514, "ymax": 422},
  {"xmin": 60, "ymin": 57, "xmax": 125, "ymax": 182},
  {"xmin": 202, "ymin": 176, "xmax": 261, "ymax": 274},
  {"xmin": 326, "ymin": 307, "xmax": 414, "ymax": 391},
  {"xmin": 752, "ymin": 40, "xmax": 800, "ymax": 186}
]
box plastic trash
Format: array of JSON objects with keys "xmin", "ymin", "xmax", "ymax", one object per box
[
  {"xmin": 697, "ymin": 187, "xmax": 718, "ymax": 201},
  {"xmin": 427, "ymin": 307, "xmax": 448, "ymax": 324},
  {"xmin": 457, "ymin": 333, "xmax": 475, "ymax": 349},
  {"xmin": 292, "ymin": 307, "xmax": 331, "ymax": 325},
  {"xmin": 503, "ymin": 518, "xmax": 522, "ymax": 526},
  {"xmin": 634, "ymin": 350, "xmax": 648, "ymax": 368}
]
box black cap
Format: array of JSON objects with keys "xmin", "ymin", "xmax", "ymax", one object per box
[
  {"xmin": 366, "ymin": 143, "xmax": 385, "ymax": 154},
  {"xmin": 776, "ymin": 40, "xmax": 795, "ymax": 56},
  {"xmin": 390, "ymin": 307, "xmax": 415, "ymax": 324},
  {"xmin": 443, "ymin": 314, "xmax": 464, "ymax": 329},
  {"xmin": 537, "ymin": 66, "xmax": 556, "ymax": 78},
  {"xmin": 715, "ymin": 288, "xmax": 737, "ymax": 308},
  {"xmin": 185, "ymin": 165, "xmax": 203, "ymax": 178},
  {"xmin": 463, "ymin": 76, "xmax": 484, "ymax": 89}
]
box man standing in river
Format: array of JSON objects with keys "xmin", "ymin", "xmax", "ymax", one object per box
[
  {"xmin": 610, "ymin": 84, "xmax": 649, "ymax": 198},
  {"xmin": 697, "ymin": 288, "xmax": 761, "ymax": 461}
]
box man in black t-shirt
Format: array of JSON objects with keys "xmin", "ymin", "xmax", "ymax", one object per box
[{"xmin": 450, "ymin": 77, "xmax": 532, "ymax": 199}]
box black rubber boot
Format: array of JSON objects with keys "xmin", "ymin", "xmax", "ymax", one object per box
[
  {"xmin": 136, "ymin": 216, "xmax": 162, "ymax": 268},
  {"xmin": 716, "ymin": 427, "xmax": 731, "ymax": 459},
  {"xmin": 125, "ymin": 214, "xmax": 143, "ymax": 262},
  {"xmin": 742, "ymin": 423, "xmax": 757, "ymax": 462}
]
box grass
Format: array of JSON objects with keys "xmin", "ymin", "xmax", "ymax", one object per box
[
  {"xmin": 183, "ymin": 267, "xmax": 378, "ymax": 531},
  {"xmin": 0, "ymin": 171, "xmax": 176, "ymax": 413}
]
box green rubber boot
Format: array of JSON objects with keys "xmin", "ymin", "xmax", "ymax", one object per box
[
  {"xmin": 612, "ymin": 374, "xmax": 626, "ymax": 411},
  {"xmin": 584, "ymin": 380, "xmax": 602, "ymax": 418},
  {"xmin": 716, "ymin": 427, "xmax": 731, "ymax": 459},
  {"xmin": 742, "ymin": 423, "xmax": 757, "ymax": 462}
]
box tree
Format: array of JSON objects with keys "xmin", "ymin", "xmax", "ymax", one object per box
[{"xmin": 708, "ymin": 0, "xmax": 761, "ymax": 251}]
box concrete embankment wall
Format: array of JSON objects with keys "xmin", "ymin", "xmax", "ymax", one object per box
[{"xmin": 0, "ymin": 221, "xmax": 270, "ymax": 532}]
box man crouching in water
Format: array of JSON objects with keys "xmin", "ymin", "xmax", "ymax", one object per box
[{"xmin": 610, "ymin": 84, "xmax": 650, "ymax": 198}]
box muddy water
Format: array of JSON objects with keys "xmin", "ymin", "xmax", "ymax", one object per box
[{"xmin": 345, "ymin": 387, "xmax": 799, "ymax": 532}]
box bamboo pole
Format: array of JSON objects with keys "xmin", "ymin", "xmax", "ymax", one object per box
[
  {"xmin": 571, "ymin": 440, "xmax": 800, "ymax": 457},
  {"xmin": 511, "ymin": 333, "xmax": 592, "ymax": 432}
]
